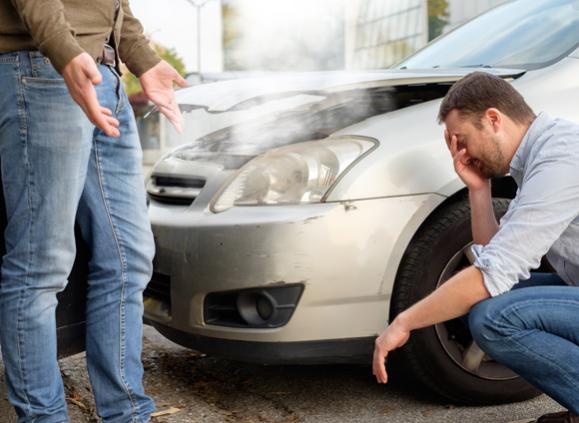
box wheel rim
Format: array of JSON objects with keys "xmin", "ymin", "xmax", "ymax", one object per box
[{"xmin": 434, "ymin": 243, "xmax": 519, "ymax": 381}]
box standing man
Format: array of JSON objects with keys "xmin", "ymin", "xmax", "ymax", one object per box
[
  {"xmin": 373, "ymin": 72, "xmax": 579, "ymax": 423},
  {"xmin": 0, "ymin": 0, "xmax": 187, "ymax": 422}
]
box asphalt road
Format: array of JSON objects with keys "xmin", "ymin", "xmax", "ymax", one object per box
[{"xmin": 0, "ymin": 326, "xmax": 563, "ymax": 423}]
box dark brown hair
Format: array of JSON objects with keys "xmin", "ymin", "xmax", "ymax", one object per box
[{"xmin": 438, "ymin": 72, "xmax": 535, "ymax": 127}]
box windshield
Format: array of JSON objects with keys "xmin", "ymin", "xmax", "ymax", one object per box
[{"xmin": 399, "ymin": 0, "xmax": 579, "ymax": 70}]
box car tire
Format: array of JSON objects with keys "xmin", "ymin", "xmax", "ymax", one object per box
[{"xmin": 389, "ymin": 197, "xmax": 541, "ymax": 405}]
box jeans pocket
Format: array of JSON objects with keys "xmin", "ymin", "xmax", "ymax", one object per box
[
  {"xmin": 20, "ymin": 76, "xmax": 68, "ymax": 101},
  {"xmin": 21, "ymin": 76, "xmax": 66, "ymax": 87}
]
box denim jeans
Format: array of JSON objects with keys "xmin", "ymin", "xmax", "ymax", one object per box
[
  {"xmin": 0, "ymin": 51, "xmax": 155, "ymax": 422},
  {"xmin": 469, "ymin": 272, "xmax": 579, "ymax": 413}
]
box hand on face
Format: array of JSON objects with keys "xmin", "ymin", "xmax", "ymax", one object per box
[{"xmin": 445, "ymin": 129, "xmax": 490, "ymax": 191}]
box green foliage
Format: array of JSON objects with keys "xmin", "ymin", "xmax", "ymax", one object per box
[
  {"xmin": 428, "ymin": 0, "xmax": 450, "ymax": 41},
  {"xmin": 122, "ymin": 67, "xmax": 142, "ymax": 96},
  {"xmin": 159, "ymin": 45, "xmax": 187, "ymax": 76},
  {"xmin": 122, "ymin": 44, "xmax": 187, "ymax": 96},
  {"xmin": 222, "ymin": 2, "xmax": 240, "ymax": 51},
  {"xmin": 222, "ymin": 1, "xmax": 243, "ymax": 70}
]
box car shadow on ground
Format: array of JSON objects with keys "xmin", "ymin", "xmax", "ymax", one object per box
[
  {"xmin": 0, "ymin": 327, "xmax": 561, "ymax": 423},
  {"xmin": 138, "ymin": 328, "xmax": 561, "ymax": 423}
]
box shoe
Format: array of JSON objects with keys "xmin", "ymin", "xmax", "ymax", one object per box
[
  {"xmin": 535, "ymin": 411, "xmax": 579, "ymax": 423},
  {"xmin": 508, "ymin": 412, "xmax": 579, "ymax": 423}
]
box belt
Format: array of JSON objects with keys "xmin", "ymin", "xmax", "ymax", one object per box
[{"xmin": 97, "ymin": 44, "xmax": 116, "ymax": 66}]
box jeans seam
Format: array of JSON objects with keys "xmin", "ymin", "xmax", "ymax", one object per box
[
  {"xmin": 491, "ymin": 298, "xmax": 579, "ymax": 331},
  {"xmin": 93, "ymin": 136, "xmax": 141, "ymax": 419},
  {"xmin": 15, "ymin": 53, "xmax": 34, "ymax": 415},
  {"xmin": 29, "ymin": 51, "xmax": 38, "ymax": 77},
  {"xmin": 109, "ymin": 66, "xmax": 124, "ymax": 115},
  {"xmin": 507, "ymin": 333, "xmax": 579, "ymax": 399}
]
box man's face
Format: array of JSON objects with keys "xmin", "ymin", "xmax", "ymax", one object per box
[{"xmin": 444, "ymin": 109, "xmax": 508, "ymax": 179}]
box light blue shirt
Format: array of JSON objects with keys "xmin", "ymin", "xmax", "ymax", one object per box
[{"xmin": 471, "ymin": 112, "xmax": 579, "ymax": 297}]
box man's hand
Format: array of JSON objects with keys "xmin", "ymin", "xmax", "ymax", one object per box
[
  {"xmin": 445, "ymin": 129, "xmax": 488, "ymax": 191},
  {"xmin": 372, "ymin": 317, "xmax": 410, "ymax": 384},
  {"xmin": 62, "ymin": 53, "xmax": 120, "ymax": 138},
  {"xmin": 139, "ymin": 60, "xmax": 188, "ymax": 133}
]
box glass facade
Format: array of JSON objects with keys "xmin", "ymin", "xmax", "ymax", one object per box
[
  {"xmin": 346, "ymin": 0, "xmax": 509, "ymax": 69},
  {"xmin": 446, "ymin": 0, "xmax": 509, "ymax": 28},
  {"xmin": 346, "ymin": 0, "xmax": 427, "ymax": 69}
]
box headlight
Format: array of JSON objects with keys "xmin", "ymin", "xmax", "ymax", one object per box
[{"xmin": 211, "ymin": 136, "xmax": 377, "ymax": 212}]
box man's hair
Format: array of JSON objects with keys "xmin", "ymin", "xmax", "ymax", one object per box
[{"xmin": 438, "ymin": 72, "xmax": 535, "ymax": 127}]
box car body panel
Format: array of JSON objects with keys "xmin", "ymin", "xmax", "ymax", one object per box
[
  {"xmin": 147, "ymin": 193, "xmax": 444, "ymax": 342},
  {"xmin": 145, "ymin": 2, "xmax": 579, "ymax": 363},
  {"xmin": 327, "ymin": 57, "xmax": 579, "ymax": 201},
  {"xmin": 145, "ymin": 57, "xmax": 579, "ymax": 350}
]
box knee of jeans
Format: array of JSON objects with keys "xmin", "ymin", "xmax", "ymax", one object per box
[
  {"xmin": 126, "ymin": 233, "xmax": 155, "ymax": 289},
  {"xmin": 8, "ymin": 245, "xmax": 76, "ymax": 294},
  {"xmin": 468, "ymin": 300, "xmax": 507, "ymax": 349},
  {"xmin": 42, "ymin": 247, "xmax": 77, "ymax": 289}
]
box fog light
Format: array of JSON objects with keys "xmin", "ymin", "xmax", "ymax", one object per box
[
  {"xmin": 256, "ymin": 294, "xmax": 275, "ymax": 320},
  {"xmin": 204, "ymin": 284, "xmax": 304, "ymax": 328},
  {"xmin": 237, "ymin": 291, "xmax": 277, "ymax": 325}
]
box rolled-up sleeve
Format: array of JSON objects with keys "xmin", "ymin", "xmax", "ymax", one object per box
[
  {"xmin": 118, "ymin": 0, "xmax": 161, "ymax": 77},
  {"xmin": 471, "ymin": 147, "xmax": 579, "ymax": 296}
]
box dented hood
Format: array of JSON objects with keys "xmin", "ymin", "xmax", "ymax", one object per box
[{"xmin": 175, "ymin": 68, "xmax": 525, "ymax": 113}]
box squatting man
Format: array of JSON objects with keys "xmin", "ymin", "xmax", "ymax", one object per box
[{"xmin": 373, "ymin": 72, "xmax": 579, "ymax": 423}]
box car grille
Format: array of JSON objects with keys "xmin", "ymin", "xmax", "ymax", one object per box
[
  {"xmin": 146, "ymin": 175, "xmax": 206, "ymax": 206},
  {"xmin": 144, "ymin": 272, "xmax": 171, "ymax": 306}
]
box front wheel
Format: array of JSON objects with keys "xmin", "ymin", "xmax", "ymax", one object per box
[{"xmin": 390, "ymin": 198, "xmax": 541, "ymax": 405}]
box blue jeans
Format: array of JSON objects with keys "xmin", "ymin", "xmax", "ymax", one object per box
[
  {"xmin": 0, "ymin": 51, "xmax": 155, "ymax": 422},
  {"xmin": 469, "ymin": 272, "xmax": 579, "ymax": 413}
]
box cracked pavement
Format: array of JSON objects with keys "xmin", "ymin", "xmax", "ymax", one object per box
[{"xmin": 0, "ymin": 326, "xmax": 564, "ymax": 422}]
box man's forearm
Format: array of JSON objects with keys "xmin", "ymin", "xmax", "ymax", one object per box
[
  {"xmin": 395, "ymin": 266, "xmax": 490, "ymax": 332},
  {"xmin": 9, "ymin": 0, "xmax": 84, "ymax": 73},
  {"xmin": 118, "ymin": 0, "xmax": 161, "ymax": 77},
  {"xmin": 469, "ymin": 181, "xmax": 499, "ymax": 245}
]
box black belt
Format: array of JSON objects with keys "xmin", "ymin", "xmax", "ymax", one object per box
[
  {"xmin": 97, "ymin": 44, "xmax": 116, "ymax": 66},
  {"xmin": 98, "ymin": 1, "xmax": 120, "ymax": 67}
]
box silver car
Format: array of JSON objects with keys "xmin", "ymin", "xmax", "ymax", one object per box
[{"xmin": 144, "ymin": 0, "xmax": 579, "ymax": 405}]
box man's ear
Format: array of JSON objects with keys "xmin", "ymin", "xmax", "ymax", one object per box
[{"xmin": 485, "ymin": 108, "xmax": 502, "ymax": 132}]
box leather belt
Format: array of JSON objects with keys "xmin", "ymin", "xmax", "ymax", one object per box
[{"xmin": 97, "ymin": 44, "xmax": 116, "ymax": 66}]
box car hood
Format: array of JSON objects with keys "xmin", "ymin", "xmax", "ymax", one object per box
[
  {"xmin": 149, "ymin": 67, "xmax": 526, "ymax": 203},
  {"xmin": 174, "ymin": 68, "xmax": 525, "ymax": 113}
]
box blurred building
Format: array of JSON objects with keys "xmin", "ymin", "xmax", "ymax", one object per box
[
  {"xmin": 346, "ymin": 0, "xmax": 509, "ymax": 69},
  {"xmin": 221, "ymin": 0, "xmax": 509, "ymax": 72},
  {"xmin": 222, "ymin": 0, "xmax": 345, "ymax": 71},
  {"xmin": 446, "ymin": 0, "xmax": 510, "ymax": 27}
]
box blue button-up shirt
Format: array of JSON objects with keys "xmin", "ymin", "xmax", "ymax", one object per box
[{"xmin": 471, "ymin": 112, "xmax": 579, "ymax": 297}]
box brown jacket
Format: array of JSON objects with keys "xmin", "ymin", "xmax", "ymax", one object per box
[{"xmin": 0, "ymin": 0, "xmax": 160, "ymax": 76}]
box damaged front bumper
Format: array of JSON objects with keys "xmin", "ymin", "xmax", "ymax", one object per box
[{"xmin": 144, "ymin": 193, "xmax": 442, "ymax": 363}]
